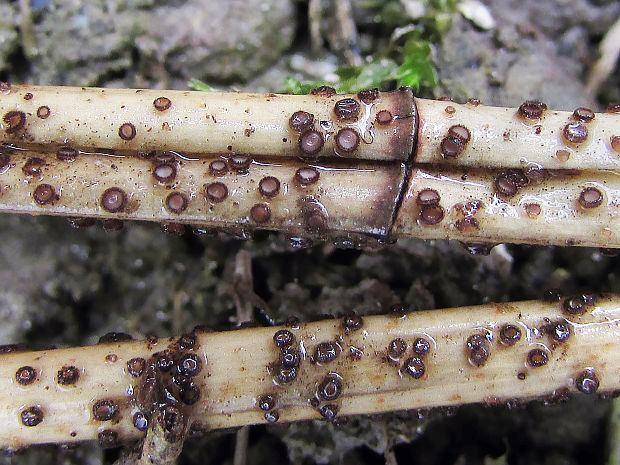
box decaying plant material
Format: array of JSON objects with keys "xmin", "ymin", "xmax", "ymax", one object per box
[
  {"xmin": 0, "ymin": 84, "xmax": 618, "ymax": 249},
  {"xmin": 0, "ymin": 294, "xmax": 617, "ymax": 452}
]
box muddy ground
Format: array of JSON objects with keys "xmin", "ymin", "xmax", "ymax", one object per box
[{"xmin": 0, "ymin": 0, "xmax": 618, "ymax": 464}]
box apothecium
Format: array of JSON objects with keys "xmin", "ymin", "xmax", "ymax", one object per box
[{"xmin": 0, "ymin": 83, "xmax": 617, "ymax": 248}]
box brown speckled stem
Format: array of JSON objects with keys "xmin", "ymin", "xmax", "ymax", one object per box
[
  {"xmin": 415, "ymin": 98, "xmax": 620, "ymax": 170},
  {"xmin": 0, "ymin": 295, "xmax": 617, "ymax": 449},
  {"xmin": 0, "ymin": 146, "xmax": 617, "ymax": 247},
  {"xmin": 0, "ymin": 84, "xmax": 618, "ymax": 248},
  {"xmin": 0, "ymin": 85, "xmax": 416, "ymax": 162},
  {"xmin": 393, "ymin": 167, "xmax": 620, "ymax": 248}
]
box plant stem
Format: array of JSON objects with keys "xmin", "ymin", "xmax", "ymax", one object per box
[
  {"xmin": 0, "ymin": 84, "xmax": 618, "ymax": 248},
  {"xmin": 0, "ymin": 295, "xmax": 617, "ymax": 450}
]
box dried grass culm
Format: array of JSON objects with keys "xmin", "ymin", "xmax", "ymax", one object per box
[
  {"xmin": 0, "ymin": 294, "xmax": 617, "ymax": 450},
  {"xmin": 0, "ymin": 84, "xmax": 618, "ymax": 248}
]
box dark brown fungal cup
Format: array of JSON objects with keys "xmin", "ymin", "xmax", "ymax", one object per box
[
  {"xmin": 153, "ymin": 163, "xmax": 177, "ymax": 184},
  {"xmin": 401, "ymin": 357, "xmax": 425, "ymax": 379},
  {"xmin": 273, "ymin": 330, "xmax": 295, "ymax": 349},
  {"xmin": 419, "ymin": 205, "xmax": 444, "ymax": 225},
  {"xmin": 118, "ymin": 122, "xmax": 137, "ymax": 141},
  {"xmin": 22, "ymin": 158, "xmax": 45, "ymax": 177},
  {"xmin": 607, "ymin": 103, "xmax": 620, "ymax": 113},
  {"xmin": 575, "ymin": 369, "xmax": 599, "ymax": 394},
  {"xmin": 57, "ymin": 365, "xmax": 80, "ymax": 385},
  {"xmin": 314, "ymin": 342, "xmax": 338, "ymax": 364},
  {"xmin": 342, "ymin": 311, "xmax": 363, "ymax": 332},
  {"xmin": 24, "ymin": 92, "xmax": 33, "ymax": 100},
  {"xmin": 448, "ymin": 125, "xmax": 471, "ymax": 143},
  {"xmin": 527, "ymin": 348, "xmax": 549, "ymax": 367},
  {"xmin": 388, "ymin": 338, "xmax": 407, "ymax": 358},
  {"xmin": 548, "ymin": 321, "xmax": 571, "ymax": 342},
  {"xmin": 15, "ymin": 366, "xmax": 36, "ymax": 385},
  {"xmin": 127, "ymin": 357, "xmax": 146, "ymax": 377},
  {"xmin": 165, "ymin": 192, "xmax": 188, "ymax": 214},
  {"xmin": 562, "ymin": 295, "xmax": 594, "ymax": 316},
  {"xmin": 279, "ymin": 348, "xmax": 300, "ymax": 368},
  {"xmin": 176, "ymin": 353, "xmax": 202, "ymax": 377},
  {"xmin": 358, "ymin": 88, "xmax": 379, "ymax": 103},
  {"xmin": 36, "ymin": 106, "xmax": 51, "ymax": 119},
  {"xmin": 572, "ymin": 107, "xmax": 594, "ymax": 122},
  {"xmin": 153, "ymin": 96, "xmax": 172, "ymax": 111},
  {"xmin": 440, "ymin": 136, "xmax": 465, "ymax": 158},
  {"xmin": 611, "ymin": 136, "xmax": 620, "ymax": 153},
  {"xmin": 179, "ymin": 381, "xmax": 201, "ymax": 405},
  {"xmin": 155, "ymin": 351, "xmax": 175, "ymax": 371},
  {"xmin": 317, "ymin": 375, "xmax": 342, "ymax": 401},
  {"xmin": 335, "ymin": 128, "xmax": 360, "ymax": 152},
  {"xmin": 92, "ymin": 400, "xmax": 117, "ymax": 421},
  {"xmin": 289, "ymin": 111, "xmax": 314, "ymax": 132},
  {"xmin": 466, "ymin": 334, "xmax": 490, "ymax": 367},
  {"xmin": 133, "ymin": 412, "xmax": 148, "ymax": 431},
  {"xmin": 209, "ymin": 159, "xmax": 228, "ymax": 176},
  {"xmin": 563, "ymin": 122, "xmax": 588, "ymax": 144},
  {"xmin": 334, "ymin": 98, "xmax": 360, "ymax": 120},
  {"xmin": 375, "ymin": 109, "xmax": 393, "ymax": 125},
  {"xmin": 250, "ymin": 203, "xmax": 271, "ymax": 223},
  {"xmin": 228, "ymin": 154, "xmax": 252, "ymax": 171},
  {"xmin": 578, "ymin": 187, "xmax": 603, "ymax": 209},
  {"xmin": 494, "ymin": 174, "xmax": 518, "ymax": 197},
  {"xmin": 178, "ymin": 333, "xmax": 196, "ymax": 350},
  {"xmin": 205, "ymin": 182, "xmax": 228, "ymax": 202},
  {"xmin": 33, "ymin": 184, "xmax": 56, "ymax": 205},
  {"xmin": 517, "ymin": 100, "xmax": 547, "ymax": 120},
  {"xmin": 413, "ymin": 338, "xmax": 431, "ymax": 356},
  {"xmin": 264, "ymin": 410, "xmax": 279, "ymax": 423},
  {"xmin": 445, "ymin": 105, "xmax": 456, "ymax": 115},
  {"xmin": 3, "ymin": 110, "xmax": 26, "ymax": 134},
  {"xmin": 258, "ymin": 394, "xmax": 276, "ymax": 411},
  {"xmin": 259, "ymin": 176, "xmax": 280, "ymax": 198},
  {"xmin": 319, "ymin": 404, "xmax": 339, "ymax": 421},
  {"xmin": 299, "ymin": 129, "xmax": 324, "ymax": 156},
  {"xmin": 295, "ymin": 167, "xmax": 320, "ymax": 186},
  {"xmin": 21, "ymin": 407, "xmax": 43, "ymax": 427},
  {"xmin": 56, "ymin": 146, "xmax": 78, "ymax": 162},
  {"xmin": 467, "ymin": 98, "xmax": 481, "ymax": 106},
  {"xmin": 499, "ymin": 325, "xmax": 521, "ymax": 346},
  {"xmin": 514, "ymin": 183, "xmax": 538, "ymax": 209},
  {"xmin": 417, "ymin": 189, "xmax": 440, "ymax": 206},
  {"xmin": 274, "ymin": 366, "xmax": 297, "ymax": 384},
  {"xmin": 310, "ymin": 86, "xmax": 336, "ymax": 97},
  {"xmin": 100, "ymin": 187, "xmax": 127, "ymax": 213}
]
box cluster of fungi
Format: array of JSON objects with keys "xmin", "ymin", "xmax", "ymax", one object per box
[
  {"xmin": 0, "ymin": 82, "xmax": 617, "ymax": 452},
  {"xmin": 0, "ymin": 81, "xmax": 616, "ymax": 248}
]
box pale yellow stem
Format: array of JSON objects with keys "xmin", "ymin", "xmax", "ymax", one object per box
[
  {"xmin": 0, "ymin": 296, "xmax": 618, "ymax": 450},
  {"xmin": 415, "ymin": 98, "xmax": 620, "ymax": 171},
  {"xmin": 0, "ymin": 85, "xmax": 415, "ymax": 162},
  {"xmin": 393, "ymin": 167, "xmax": 620, "ymax": 248}
]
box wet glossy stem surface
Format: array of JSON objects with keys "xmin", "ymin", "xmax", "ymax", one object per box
[
  {"xmin": 0, "ymin": 295, "xmax": 617, "ymax": 449},
  {"xmin": 0, "ymin": 84, "xmax": 618, "ymax": 248}
]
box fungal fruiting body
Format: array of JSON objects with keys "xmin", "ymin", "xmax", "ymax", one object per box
[
  {"xmin": 0, "ymin": 84, "xmax": 617, "ymax": 248},
  {"xmin": 0, "ymin": 295, "xmax": 618, "ymax": 449}
]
